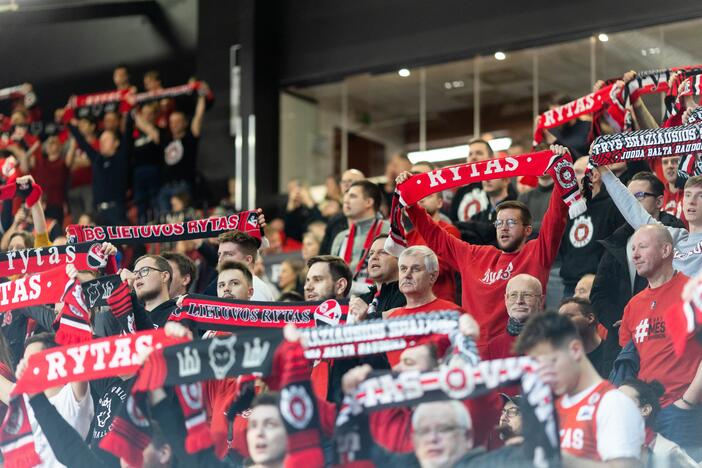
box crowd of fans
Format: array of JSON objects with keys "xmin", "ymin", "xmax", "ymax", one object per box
[{"xmin": 0, "ymin": 62, "xmax": 700, "ymax": 468}]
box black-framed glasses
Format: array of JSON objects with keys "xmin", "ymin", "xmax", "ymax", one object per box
[
  {"xmin": 494, "ymin": 219, "xmax": 522, "ymax": 229},
  {"xmin": 632, "ymin": 191, "xmax": 659, "ymax": 201},
  {"xmin": 135, "ymin": 266, "xmax": 166, "ymax": 279}
]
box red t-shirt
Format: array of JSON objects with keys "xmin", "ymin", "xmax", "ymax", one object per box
[
  {"xmin": 406, "ymin": 219, "xmax": 460, "ymax": 303},
  {"xmin": 484, "ymin": 331, "xmax": 517, "ymax": 360},
  {"xmin": 620, "ymin": 272, "xmax": 702, "ymax": 407},
  {"xmin": 386, "ymin": 297, "xmax": 464, "ymax": 367},
  {"xmin": 407, "ymin": 187, "xmax": 567, "ymax": 349},
  {"xmin": 32, "ymin": 155, "xmax": 69, "ymax": 208},
  {"xmin": 557, "ymin": 380, "xmax": 615, "ymax": 461}
]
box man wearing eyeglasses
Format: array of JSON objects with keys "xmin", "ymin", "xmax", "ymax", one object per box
[
  {"xmin": 395, "ymin": 144, "xmax": 569, "ymax": 351},
  {"xmin": 120, "ymin": 254, "xmax": 175, "ymax": 328},
  {"xmin": 559, "ymin": 156, "xmax": 625, "ymax": 298},
  {"xmin": 485, "ymin": 274, "xmax": 543, "ymax": 360}
]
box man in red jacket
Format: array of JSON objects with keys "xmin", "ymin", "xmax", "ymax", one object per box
[{"xmin": 395, "ymin": 145, "xmax": 569, "ymax": 350}]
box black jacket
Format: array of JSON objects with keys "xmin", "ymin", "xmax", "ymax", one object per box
[
  {"xmin": 360, "ymin": 281, "xmax": 406, "ymax": 318},
  {"xmin": 559, "ymin": 186, "xmax": 625, "ymax": 288},
  {"xmin": 320, "ymin": 212, "xmax": 348, "ymax": 255}
]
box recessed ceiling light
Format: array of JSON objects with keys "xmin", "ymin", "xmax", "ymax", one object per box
[
  {"xmin": 398, "ymin": 68, "xmax": 411, "ymax": 78},
  {"xmin": 598, "ymin": 33, "xmax": 609, "ymax": 42},
  {"xmin": 494, "ymin": 51, "xmax": 506, "ymax": 61}
]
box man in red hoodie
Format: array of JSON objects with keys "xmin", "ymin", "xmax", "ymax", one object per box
[{"xmin": 395, "ymin": 144, "xmax": 569, "ymax": 350}]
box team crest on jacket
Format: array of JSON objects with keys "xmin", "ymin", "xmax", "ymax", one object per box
[
  {"xmin": 569, "ymin": 216, "xmax": 593, "ymax": 248},
  {"xmin": 553, "ymin": 159, "xmax": 577, "ymax": 190}
]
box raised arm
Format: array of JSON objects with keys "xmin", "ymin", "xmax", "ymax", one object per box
[
  {"xmin": 134, "ymin": 109, "xmax": 160, "ymax": 145},
  {"xmin": 67, "ymin": 123, "xmax": 100, "ymax": 162},
  {"xmin": 598, "ymin": 166, "xmax": 656, "ymax": 229},
  {"xmin": 190, "ymin": 82, "xmax": 209, "ymax": 138}
]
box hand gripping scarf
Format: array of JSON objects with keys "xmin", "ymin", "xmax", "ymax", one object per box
[
  {"xmin": 0, "ymin": 84, "xmax": 37, "ymax": 108},
  {"xmin": 66, "ymin": 211, "xmax": 261, "ymax": 245},
  {"xmin": 385, "ymin": 150, "xmax": 585, "ymax": 255},
  {"xmin": 168, "ymin": 295, "xmax": 349, "ymax": 331},
  {"xmin": 0, "ymin": 180, "xmax": 42, "ymax": 208},
  {"xmin": 334, "ymin": 357, "xmax": 560, "ymax": 467},
  {"xmin": 11, "ymin": 330, "xmax": 187, "ymax": 395}
]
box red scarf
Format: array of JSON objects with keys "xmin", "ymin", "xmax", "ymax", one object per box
[
  {"xmin": 0, "ymin": 181, "xmax": 42, "ymax": 208},
  {"xmin": 174, "ymin": 383, "xmax": 214, "ymax": 454},
  {"xmin": 386, "ymin": 150, "xmax": 584, "ymax": 254},
  {"xmin": 11, "ymin": 330, "xmax": 187, "ymax": 395},
  {"xmin": 342, "ymin": 218, "xmax": 384, "ymax": 280},
  {"xmin": 533, "ymin": 84, "xmax": 625, "ymax": 145},
  {"xmin": 53, "ymin": 280, "xmax": 92, "ymax": 345},
  {"xmin": 0, "ymin": 266, "xmax": 68, "ymax": 313},
  {"xmin": 0, "ymin": 397, "xmax": 40, "ymax": 468},
  {"xmin": 66, "ymin": 211, "xmax": 261, "ymax": 245}
]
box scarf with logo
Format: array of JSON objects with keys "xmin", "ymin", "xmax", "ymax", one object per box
[
  {"xmin": 66, "ymin": 211, "xmax": 261, "ymax": 245},
  {"xmin": 11, "ymin": 330, "xmax": 186, "ymax": 395},
  {"xmin": 82, "ymin": 274, "xmax": 122, "ymax": 309},
  {"xmin": 0, "ymin": 397, "xmax": 41, "ymax": 468},
  {"xmin": 99, "ymin": 378, "xmax": 151, "ymax": 468},
  {"xmin": 168, "ymin": 295, "xmax": 348, "ymax": 332},
  {"xmin": 335, "ymin": 357, "xmax": 560, "ymax": 467},
  {"xmin": 0, "ymin": 181, "xmax": 42, "ymax": 208},
  {"xmin": 585, "ymin": 119, "xmax": 702, "ymax": 198},
  {"xmin": 53, "ymin": 279, "xmax": 92, "ymax": 345},
  {"xmin": 0, "ymin": 242, "xmax": 116, "ymax": 277},
  {"xmin": 174, "ymin": 382, "xmax": 214, "ymax": 454},
  {"xmin": 386, "ymin": 150, "xmax": 584, "ymax": 255}
]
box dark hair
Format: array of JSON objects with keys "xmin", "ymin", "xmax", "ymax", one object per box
[
  {"xmin": 468, "ymin": 138, "xmax": 494, "ymax": 156},
  {"xmin": 559, "ymin": 297, "xmax": 596, "ymax": 319},
  {"xmin": 162, "ymin": 251, "xmax": 197, "ymax": 289},
  {"xmin": 217, "ymin": 260, "xmax": 253, "ymax": 286},
  {"xmin": 496, "ymin": 200, "xmax": 532, "ymax": 226},
  {"xmin": 144, "ymin": 70, "xmax": 161, "ymax": 82},
  {"xmin": 278, "ymin": 291, "xmax": 304, "ymax": 302},
  {"xmin": 619, "ymin": 379, "xmax": 664, "ymax": 426},
  {"xmin": 631, "ymin": 171, "xmax": 665, "ymax": 197},
  {"xmin": 218, "ymin": 230, "xmax": 261, "ymax": 257},
  {"xmin": 25, "ymin": 332, "xmax": 58, "ymax": 351},
  {"xmin": 515, "ymin": 311, "xmax": 580, "ymax": 354},
  {"xmin": 114, "ymin": 64, "xmax": 130, "ymax": 74},
  {"xmin": 372, "ymin": 233, "xmax": 389, "ymax": 244},
  {"xmin": 349, "ymin": 180, "xmax": 383, "ymax": 212},
  {"xmin": 306, "ymin": 255, "xmax": 352, "ymax": 297},
  {"xmin": 251, "ymin": 391, "xmax": 280, "ymax": 408},
  {"xmin": 134, "ymin": 254, "xmax": 173, "ymax": 288}
]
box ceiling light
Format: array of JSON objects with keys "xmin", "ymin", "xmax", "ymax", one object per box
[
  {"xmin": 408, "ymin": 145, "xmax": 469, "ymax": 164},
  {"xmin": 597, "ymin": 33, "xmax": 609, "ymax": 42},
  {"xmin": 398, "ymin": 68, "xmax": 411, "ymax": 78},
  {"xmin": 494, "ymin": 51, "xmax": 506, "ymax": 61}
]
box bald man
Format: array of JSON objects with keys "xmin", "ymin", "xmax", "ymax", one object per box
[
  {"xmin": 320, "ymin": 169, "xmax": 366, "ymax": 255},
  {"xmin": 620, "ymin": 225, "xmax": 702, "ymax": 458},
  {"xmin": 484, "ymin": 274, "xmax": 543, "ymax": 359}
]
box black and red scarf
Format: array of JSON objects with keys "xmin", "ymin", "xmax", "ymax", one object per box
[
  {"xmin": 52, "ymin": 279, "xmax": 92, "ymax": 345},
  {"xmin": 11, "ymin": 330, "xmax": 187, "ymax": 395},
  {"xmin": 335, "ymin": 357, "xmax": 560, "ymax": 467},
  {"xmin": 0, "ymin": 397, "xmax": 41, "ymax": 468},
  {"xmin": 0, "ymin": 84, "xmax": 36, "ymax": 108},
  {"xmin": 0, "ymin": 180, "xmax": 42, "ymax": 208},
  {"xmin": 66, "ymin": 211, "xmax": 261, "ymax": 245},
  {"xmin": 386, "ymin": 150, "xmax": 584, "ymax": 254},
  {"xmin": 168, "ymin": 295, "xmax": 348, "ymax": 332},
  {"xmin": 0, "ymin": 242, "xmax": 116, "ymax": 277},
  {"xmin": 342, "ymin": 217, "xmax": 385, "ymax": 280}
]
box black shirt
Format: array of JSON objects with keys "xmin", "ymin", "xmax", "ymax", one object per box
[
  {"xmin": 132, "ymin": 127, "xmax": 164, "ymax": 168},
  {"xmin": 162, "ymin": 130, "xmax": 198, "ymax": 185},
  {"xmin": 587, "ymin": 341, "xmax": 609, "ymax": 378},
  {"xmin": 89, "ymin": 377, "xmax": 131, "ymax": 468}
]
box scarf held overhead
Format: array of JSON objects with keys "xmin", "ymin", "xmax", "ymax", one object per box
[
  {"xmin": 386, "ymin": 150, "xmax": 585, "ymax": 254},
  {"xmin": 132, "ymin": 328, "xmax": 284, "ymax": 392},
  {"xmin": 301, "ymin": 311, "xmax": 459, "ymax": 360},
  {"xmin": 168, "ymin": 295, "xmax": 348, "ymax": 331},
  {"xmin": 11, "ymin": 329, "xmax": 187, "ymax": 395},
  {"xmin": 0, "ymin": 266, "xmax": 68, "ymax": 314},
  {"xmin": 0, "ymin": 242, "xmax": 115, "ymax": 277},
  {"xmin": 66, "ymin": 211, "xmax": 261, "ymax": 245}
]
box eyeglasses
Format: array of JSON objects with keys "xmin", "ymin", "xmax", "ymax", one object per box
[
  {"xmin": 135, "ymin": 266, "xmax": 166, "ymax": 279},
  {"xmin": 494, "ymin": 219, "xmax": 523, "ymax": 229},
  {"xmin": 506, "ymin": 291, "xmax": 541, "ymax": 303},
  {"xmin": 632, "ymin": 191, "xmax": 659, "ymax": 201},
  {"xmin": 414, "ymin": 425, "xmax": 465, "ymax": 438},
  {"xmin": 501, "ymin": 407, "xmax": 520, "ymax": 417}
]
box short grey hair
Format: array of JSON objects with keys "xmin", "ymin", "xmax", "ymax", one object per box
[
  {"xmin": 399, "ymin": 245, "xmax": 439, "ymax": 274},
  {"xmin": 411, "ymin": 400, "xmax": 472, "ymax": 431}
]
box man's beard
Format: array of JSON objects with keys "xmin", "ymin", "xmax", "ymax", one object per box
[
  {"xmin": 496, "ymin": 422, "xmax": 517, "ymax": 441},
  {"xmin": 137, "ymin": 287, "xmax": 163, "ymax": 304}
]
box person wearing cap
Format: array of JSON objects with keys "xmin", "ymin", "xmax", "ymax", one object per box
[{"xmin": 496, "ymin": 393, "xmax": 524, "ymax": 446}]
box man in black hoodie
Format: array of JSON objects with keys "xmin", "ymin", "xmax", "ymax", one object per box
[
  {"xmin": 559, "ymin": 156, "xmax": 625, "ymax": 297},
  {"xmin": 590, "ymin": 171, "xmax": 684, "ymax": 374}
]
